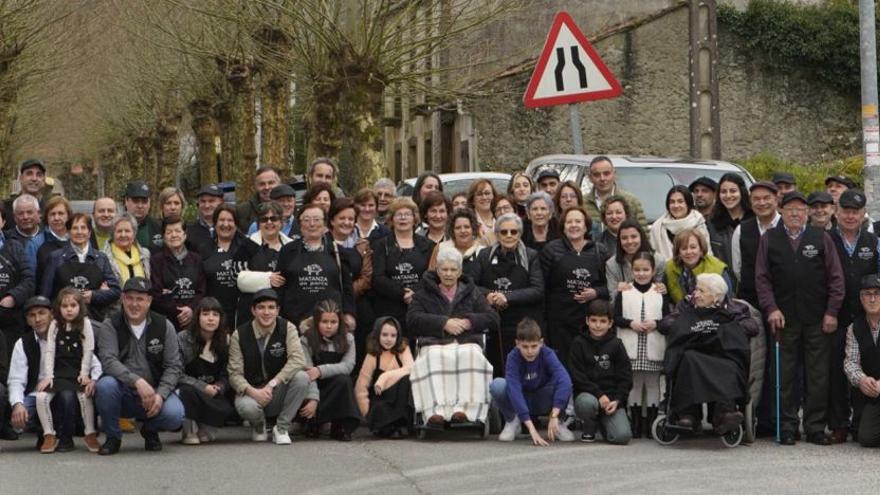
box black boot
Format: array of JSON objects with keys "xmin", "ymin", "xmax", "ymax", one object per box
[
  {"xmin": 645, "ymin": 407, "xmax": 658, "ymax": 440},
  {"xmin": 629, "ymin": 406, "xmax": 642, "ymax": 439}
]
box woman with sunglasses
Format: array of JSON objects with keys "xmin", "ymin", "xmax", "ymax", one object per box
[
  {"xmin": 235, "ymin": 201, "xmax": 293, "ymax": 325},
  {"xmin": 473, "ymin": 213, "xmax": 545, "ymax": 375}
]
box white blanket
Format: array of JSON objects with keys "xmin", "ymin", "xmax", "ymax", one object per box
[{"xmin": 411, "ymin": 342, "xmax": 493, "ymax": 422}]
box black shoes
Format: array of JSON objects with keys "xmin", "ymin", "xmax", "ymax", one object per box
[
  {"xmin": 99, "ymin": 437, "xmax": 122, "ymax": 455},
  {"xmin": 330, "ymin": 423, "xmax": 352, "ymax": 442},
  {"xmin": 142, "ymin": 430, "xmax": 163, "ymax": 451},
  {"xmin": 676, "ymin": 415, "xmax": 696, "ymax": 429},
  {"xmin": 715, "ymin": 411, "xmax": 744, "ymax": 435},
  {"xmin": 56, "ymin": 437, "xmax": 76, "ymax": 452},
  {"xmin": 779, "ymin": 432, "xmax": 796, "ymax": 446},
  {"xmin": 807, "ymin": 432, "xmax": 831, "ymax": 446}
]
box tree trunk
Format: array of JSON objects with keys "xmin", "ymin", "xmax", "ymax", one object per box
[
  {"xmin": 260, "ymin": 75, "xmax": 289, "ymax": 173},
  {"xmin": 153, "ymin": 110, "xmax": 182, "ymax": 194},
  {"xmin": 221, "ymin": 59, "xmax": 257, "ymax": 203},
  {"xmin": 189, "ymin": 98, "xmax": 219, "ymax": 185},
  {"xmin": 213, "ymin": 99, "xmax": 232, "ymax": 183}
]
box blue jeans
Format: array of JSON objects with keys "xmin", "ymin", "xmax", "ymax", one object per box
[
  {"xmin": 95, "ymin": 376, "xmax": 185, "ymax": 440},
  {"xmin": 490, "ymin": 378, "xmax": 557, "ymax": 422}
]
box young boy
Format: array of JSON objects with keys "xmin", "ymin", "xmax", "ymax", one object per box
[
  {"xmin": 489, "ymin": 318, "xmax": 574, "ymax": 445},
  {"xmin": 570, "ymin": 300, "xmax": 633, "ymax": 444}
]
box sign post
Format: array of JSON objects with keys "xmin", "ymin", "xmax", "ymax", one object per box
[{"xmin": 523, "ymin": 12, "xmax": 623, "ymax": 155}]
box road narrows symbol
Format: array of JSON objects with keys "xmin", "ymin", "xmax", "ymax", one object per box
[
  {"xmin": 554, "ymin": 47, "xmax": 566, "ymax": 91},
  {"xmin": 570, "ymin": 46, "xmax": 588, "ymax": 88}
]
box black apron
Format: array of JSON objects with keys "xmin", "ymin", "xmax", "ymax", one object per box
[
  {"xmin": 203, "ymin": 250, "xmax": 240, "ymax": 322},
  {"xmin": 663, "ymin": 306, "xmax": 751, "ymax": 413},
  {"xmin": 367, "ymin": 354, "xmax": 413, "ymax": 433},
  {"xmin": 545, "ymin": 249, "xmax": 597, "ymax": 355},
  {"xmin": 55, "ymin": 259, "xmax": 106, "ymax": 321},
  {"xmin": 377, "ymin": 247, "xmax": 428, "ymax": 332},
  {"xmin": 179, "ymin": 351, "xmax": 235, "ymax": 426},
  {"xmin": 0, "ymin": 248, "xmax": 25, "ymax": 349},
  {"xmin": 237, "ymin": 245, "xmax": 281, "ymax": 324},
  {"xmin": 314, "ymin": 350, "xmax": 361, "ymax": 423},
  {"xmin": 479, "ymin": 251, "xmax": 534, "ymax": 375},
  {"xmin": 282, "ymin": 249, "xmax": 341, "ymax": 326},
  {"xmin": 51, "ymin": 330, "xmax": 83, "ymax": 393}
]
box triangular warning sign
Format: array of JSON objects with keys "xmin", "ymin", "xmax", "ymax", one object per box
[{"xmin": 523, "ymin": 12, "xmax": 622, "ymax": 108}]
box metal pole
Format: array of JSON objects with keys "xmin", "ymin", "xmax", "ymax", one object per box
[
  {"xmin": 569, "ymin": 104, "xmax": 584, "ymax": 155},
  {"xmin": 859, "ymin": 0, "xmax": 880, "ymax": 220}
]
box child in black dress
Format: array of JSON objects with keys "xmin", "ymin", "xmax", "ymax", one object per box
[
  {"xmin": 300, "ymin": 299, "xmax": 361, "ymax": 441},
  {"xmin": 36, "ymin": 288, "xmax": 99, "ymax": 453},
  {"xmin": 355, "ymin": 317, "xmax": 414, "ymax": 438}
]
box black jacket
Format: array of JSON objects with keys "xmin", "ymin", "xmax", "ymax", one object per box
[
  {"xmin": 568, "ymin": 331, "xmax": 632, "ymax": 406},
  {"xmin": 406, "ymin": 272, "xmax": 500, "ymax": 339}
]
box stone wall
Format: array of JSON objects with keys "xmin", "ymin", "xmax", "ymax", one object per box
[{"xmin": 468, "ymin": 1, "xmax": 858, "ymax": 171}]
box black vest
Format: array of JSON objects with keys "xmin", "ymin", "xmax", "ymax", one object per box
[
  {"xmin": 766, "ymin": 224, "xmax": 828, "ymax": 324},
  {"xmin": 853, "ymin": 318, "xmax": 880, "ymax": 405},
  {"xmin": 113, "ymin": 311, "xmax": 169, "ymax": 386},
  {"xmin": 21, "ymin": 332, "xmax": 40, "ymax": 395},
  {"xmin": 237, "ymin": 317, "xmax": 289, "ymax": 388},
  {"xmin": 737, "ymin": 218, "xmax": 760, "ymax": 306},
  {"xmin": 831, "ymin": 229, "xmax": 878, "ymax": 325}
]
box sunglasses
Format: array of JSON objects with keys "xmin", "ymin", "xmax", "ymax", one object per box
[
  {"xmin": 499, "ymin": 229, "xmax": 519, "ymax": 236},
  {"xmin": 259, "ymin": 216, "xmax": 280, "ymax": 223}
]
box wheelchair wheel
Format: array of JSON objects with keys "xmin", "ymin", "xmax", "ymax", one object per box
[
  {"xmin": 743, "ymin": 404, "xmax": 756, "ymax": 444},
  {"xmin": 652, "ymin": 416, "xmax": 679, "ymax": 446},
  {"xmin": 488, "ymin": 405, "xmax": 503, "ymax": 435},
  {"xmin": 480, "ymin": 420, "xmax": 490, "ymax": 439},
  {"xmin": 720, "ymin": 424, "xmax": 744, "ymax": 448}
]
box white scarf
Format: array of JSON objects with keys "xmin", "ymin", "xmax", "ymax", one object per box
[{"xmin": 649, "ymin": 209, "xmax": 710, "ymax": 263}]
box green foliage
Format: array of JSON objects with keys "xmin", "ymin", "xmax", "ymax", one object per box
[
  {"xmin": 718, "ymin": 0, "xmax": 865, "ymax": 93},
  {"xmin": 737, "ymin": 151, "xmax": 864, "ymax": 193}
]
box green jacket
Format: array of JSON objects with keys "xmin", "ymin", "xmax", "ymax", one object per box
[
  {"xmin": 584, "ymin": 185, "xmax": 648, "ymax": 239},
  {"xmin": 665, "ymin": 254, "xmax": 730, "ymax": 304}
]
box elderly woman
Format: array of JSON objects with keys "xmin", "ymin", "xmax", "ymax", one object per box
[
  {"xmin": 507, "ymin": 171, "xmax": 535, "ymax": 219},
  {"xmin": 473, "ymin": 213, "xmax": 545, "ymax": 373},
  {"xmin": 522, "ymin": 192, "xmax": 559, "ymax": 252},
  {"xmin": 41, "ymin": 213, "xmax": 120, "ymax": 320},
  {"xmin": 541, "ymin": 206, "xmax": 609, "ymax": 360},
  {"xmin": 665, "ymin": 228, "xmax": 733, "ymax": 305},
  {"xmin": 277, "ymin": 202, "xmax": 356, "ymax": 328},
  {"xmin": 35, "ymin": 196, "xmax": 72, "ymax": 283},
  {"xmin": 150, "ymin": 216, "xmax": 207, "ymax": 330},
  {"xmin": 468, "ymin": 179, "xmax": 498, "ymax": 246},
  {"xmin": 649, "ymin": 185, "xmax": 713, "ymax": 264},
  {"xmin": 371, "ymin": 197, "xmax": 434, "ymax": 336},
  {"xmin": 235, "ymin": 201, "xmax": 293, "ymax": 324},
  {"xmin": 202, "ymin": 205, "xmax": 256, "ymax": 328},
  {"xmin": 416, "ymin": 191, "xmax": 450, "ymax": 244},
  {"xmin": 659, "ymin": 273, "xmax": 758, "ymax": 433},
  {"xmin": 407, "ymin": 247, "xmax": 500, "ymax": 425},
  {"xmin": 158, "ymin": 187, "xmax": 186, "ymax": 221},
  {"xmin": 597, "ymin": 195, "xmax": 630, "ymax": 257},
  {"xmin": 606, "ymin": 220, "xmax": 666, "ymax": 302},
  {"xmin": 428, "ymin": 208, "xmax": 482, "ymax": 280},
  {"xmin": 103, "ymin": 214, "xmax": 151, "ymax": 287}
]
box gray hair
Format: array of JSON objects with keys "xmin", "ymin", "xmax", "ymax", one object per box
[
  {"xmin": 494, "ymin": 213, "xmax": 523, "ymax": 235},
  {"xmin": 435, "ymin": 246, "xmax": 463, "ymax": 270},
  {"xmin": 697, "ymin": 273, "xmax": 728, "ymax": 303},
  {"xmin": 111, "ymin": 213, "xmax": 139, "ymax": 242},
  {"xmin": 12, "ymin": 193, "xmax": 40, "ymax": 212},
  {"xmin": 526, "ymin": 191, "xmax": 554, "ymax": 213},
  {"xmin": 374, "ymin": 178, "xmax": 395, "ymax": 191}
]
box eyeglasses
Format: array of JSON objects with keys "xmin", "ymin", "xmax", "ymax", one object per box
[
  {"xmin": 377, "ymin": 192, "xmax": 393, "ymax": 198},
  {"xmin": 394, "ymin": 211, "xmax": 414, "ymax": 219},
  {"xmin": 560, "ymin": 193, "xmax": 578, "ymax": 200},
  {"xmin": 783, "ymin": 207, "xmax": 807, "ymax": 214},
  {"xmin": 300, "ymin": 216, "xmax": 324, "ymax": 224},
  {"xmin": 862, "ymin": 291, "xmax": 880, "ymax": 300},
  {"xmin": 499, "ymin": 229, "xmax": 519, "ymax": 236},
  {"xmin": 259, "ymin": 216, "xmax": 280, "ymax": 223},
  {"xmin": 476, "ymin": 191, "xmax": 494, "ymax": 198}
]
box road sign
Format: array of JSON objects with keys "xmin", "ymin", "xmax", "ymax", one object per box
[{"xmin": 523, "ymin": 12, "xmax": 622, "ymax": 108}]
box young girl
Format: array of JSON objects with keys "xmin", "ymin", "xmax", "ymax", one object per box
[
  {"xmin": 36, "ymin": 288, "xmax": 99, "ymax": 453},
  {"xmin": 300, "ymin": 299, "xmax": 361, "ymax": 441},
  {"xmin": 177, "ymin": 297, "xmax": 235, "ymax": 445},
  {"xmin": 613, "ymin": 252, "xmax": 668, "ymax": 439},
  {"xmin": 355, "ymin": 317, "xmax": 414, "ymax": 438}
]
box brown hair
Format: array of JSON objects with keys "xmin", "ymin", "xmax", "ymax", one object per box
[
  {"xmin": 553, "ymin": 181, "xmax": 584, "ymax": 216},
  {"xmin": 54, "ymin": 287, "xmax": 86, "ymax": 338},
  {"xmin": 419, "ymin": 191, "xmax": 451, "ymax": 222},
  {"xmin": 303, "ymin": 299, "xmax": 350, "ymax": 358},
  {"xmin": 558, "ymin": 206, "xmax": 592, "ymax": 239},
  {"xmin": 365, "ymin": 316, "xmax": 408, "ymax": 356},
  {"xmin": 66, "ymin": 213, "xmax": 92, "ymax": 233},
  {"xmin": 188, "ymin": 297, "xmax": 229, "ymax": 358},
  {"xmin": 467, "ymin": 179, "xmax": 498, "ymax": 210},
  {"xmin": 515, "ymin": 318, "xmax": 542, "ymax": 342},
  {"xmin": 42, "ymin": 196, "xmax": 72, "ymax": 226},
  {"xmin": 672, "ymin": 228, "xmax": 708, "ymax": 264},
  {"xmin": 387, "ymin": 197, "xmax": 420, "ymax": 227}
]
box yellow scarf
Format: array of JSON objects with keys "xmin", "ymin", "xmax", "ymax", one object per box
[{"xmin": 110, "ymin": 243, "xmax": 145, "ymax": 284}]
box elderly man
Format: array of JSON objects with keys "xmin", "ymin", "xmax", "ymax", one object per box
[
  {"xmin": 6, "ymin": 296, "xmax": 89, "ymax": 447},
  {"xmin": 689, "ymin": 176, "xmax": 718, "ymax": 220},
  {"xmin": 236, "ymin": 166, "xmax": 281, "ymax": 231},
  {"xmin": 95, "ymin": 277, "xmax": 184, "ymax": 455},
  {"xmin": 6, "ymin": 194, "xmax": 43, "ymax": 272},
  {"xmin": 3, "ymin": 159, "xmax": 56, "ymax": 232},
  {"xmin": 827, "ymin": 190, "xmax": 880, "ymax": 443},
  {"xmin": 227, "ymin": 288, "xmax": 311, "ymax": 445},
  {"xmin": 582, "ymin": 156, "xmax": 647, "ymax": 239},
  {"xmin": 0, "ymin": 205, "xmax": 35, "ymax": 355},
  {"xmin": 124, "ymin": 181, "xmax": 162, "ymax": 253},
  {"xmin": 731, "ymin": 181, "xmax": 781, "ymax": 307},
  {"xmin": 756, "ymin": 191, "xmax": 845, "ymax": 446},
  {"xmin": 92, "ymin": 197, "xmax": 117, "ymax": 250},
  {"xmin": 186, "ymin": 184, "xmax": 225, "ymax": 259},
  {"xmin": 374, "ymin": 178, "xmax": 396, "ymax": 224},
  {"xmin": 844, "ymin": 274, "xmax": 880, "ymax": 448}
]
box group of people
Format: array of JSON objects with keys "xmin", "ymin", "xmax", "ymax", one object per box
[{"xmin": 0, "ymin": 155, "xmax": 878, "ymax": 455}]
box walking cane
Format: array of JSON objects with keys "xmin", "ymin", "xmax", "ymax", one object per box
[{"xmin": 774, "ymin": 332, "xmax": 781, "ymax": 444}]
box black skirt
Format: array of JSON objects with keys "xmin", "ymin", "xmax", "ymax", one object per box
[
  {"xmin": 178, "ymin": 383, "xmax": 236, "ymax": 427},
  {"xmin": 315, "ymin": 375, "xmax": 362, "ymax": 426},
  {"xmin": 367, "ymin": 376, "xmax": 413, "ymax": 433}
]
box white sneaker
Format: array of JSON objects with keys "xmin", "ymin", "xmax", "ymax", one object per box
[
  {"xmin": 197, "ymin": 424, "xmax": 217, "ymax": 443},
  {"xmin": 182, "ymin": 420, "xmax": 200, "ymax": 445},
  {"xmin": 555, "ymin": 421, "xmax": 575, "ymax": 442},
  {"xmin": 272, "ymin": 425, "xmax": 292, "ymax": 445},
  {"xmin": 251, "ymin": 423, "xmax": 268, "ymax": 442},
  {"xmin": 498, "ymin": 417, "xmax": 521, "ymax": 442}
]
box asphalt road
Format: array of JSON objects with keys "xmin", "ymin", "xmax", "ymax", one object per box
[{"xmin": 1, "ymin": 429, "xmax": 878, "ymax": 494}]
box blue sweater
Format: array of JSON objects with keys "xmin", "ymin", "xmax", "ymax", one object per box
[{"xmin": 504, "ymin": 346, "xmax": 573, "ymax": 422}]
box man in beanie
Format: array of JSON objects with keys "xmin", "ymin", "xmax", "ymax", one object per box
[
  {"xmin": 124, "ymin": 181, "xmax": 163, "ymax": 254},
  {"xmin": 185, "ymin": 184, "xmax": 225, "ymax": 259},
  {"xmin": 689, "ymin": 176, "xmax": 718, "ymax": 220}
]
